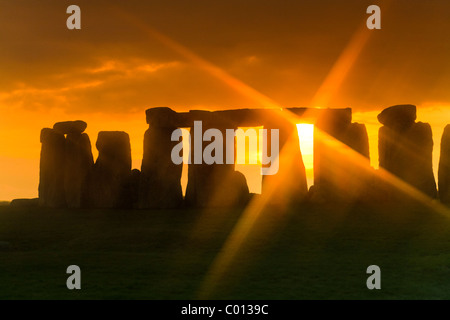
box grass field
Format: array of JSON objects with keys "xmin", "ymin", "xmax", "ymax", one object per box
[{"xmin": 1, "ymin": 202, "xmax": 450, "ymax": 299}]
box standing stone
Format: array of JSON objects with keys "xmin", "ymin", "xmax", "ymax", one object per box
[
  {"xmin": 312, "ymin": 109, "xmax": 371, "ymax": 201},
  {"xmin": 439, "ymin": 125, "xmax": 450, "ymax": 204},
  {"xmin": 231, "ymin": 171, "xmax": 250, "ymax": 205},
  {"xmin": 64, "ymin": 132, "xmax": 94, "ymax": 208},
  {"xmin": 88, "ymin": 131, "xmax": 132, "ymax": 208},
  {"xmin": 39, "ymin": 128, "xmax": 66, "ymax": 207},
  {"xmin": 344, "ymin": 123, "xmax": 370, "ymax": 159},
  {"xmin": 378, "ymin": 105, "xmax": 437, "ymax": 198},
  {"xmin": 139, "ymin": 108, "xmax": 183, "ymax": 208},
  {"xmin": 186, "ymin": 160, "xmax": 250, "ymax": 207},
  {"xmin": 185, "ymin": 112, "xmax": 250, "ymax": 207}
]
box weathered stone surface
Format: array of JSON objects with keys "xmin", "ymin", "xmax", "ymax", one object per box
[
  {"xmin": 10, "ymin": 198, "xmax": 39, "ymax": 207},
  {"xmin": 439, "ymin": 125, "xmax": 450, "ymax": 204},
  {"xmin": 39, "ymin": 128, "xmax": 66, "ymax": 207},
  {"xmin": 53, "ymin": 120, "xmax": 87, "ymax": 134},
  {"xmin": 139, "ymin": 124, "xmax": 183, "ymax": 209},
  {"xmin": 64, "ymin": 133, "xmax": 94, "ymax": 208},
  {"xmin": 377, "ymin": 104, "xmax": 416, "ymax": 130},
  {"xmin": 378, "ymin": 119, "xmax": 437, "ymax": 198},
  {"xmin": 87, "ymin": 131, "xmax": 132, "ymax": 208}
]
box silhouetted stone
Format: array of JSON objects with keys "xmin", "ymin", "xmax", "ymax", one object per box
[
  {"xmin": 378, "ymin": 106, "xmax": 437, "ymax": 198},
  {"xmin": 39, "ymin": 128, "xmax": 66, "ymax": 207},
  {"xmin": 53, "ymin": 120, "xmax": 87, "ymax": 134},
  {"xmin": 186, "ymin": 164, "xmax": 250, "ymax": 207},
  {"xmin": 64, "ymin": 132, "xmax": 94, "ymax": 208},
  {"xmin": 439, "ymin": 125, "xmax": 450, "ymax": 204},
  {"xmin": 185, "ymin": 116, "xmax": 251, "ymax": 207},
  {"xmin": 139, "ymin": 108, "xmax": 183, "ymax": 208},
  {"xmin": 123, "ymin": 169, "xmax": 141, "ymax": 208},
  {"xmin": 209, "ymin": 170, "xmax": 250, "ymax": 206},
  {"xmin": 146, "ymin": 107, "xmax": 179, "ymax": 127},
  {"xmin": 10, "ymin": 198, "xmax": 39, "ymax": 207},
  {"xmin": 185, "ymin": 125, "xmax": 240, "ymax": 207},
  {"xmin": 87, "ymin": 131, "xmax": 131, "ymax": 208},
  {"xmin": 313, "ymin": 109, "xmax": 371, "ymax": 201},
  {"xmin": 344, "ymin": 123, "xmax": 370, "ymax": 159},
  {"xmin": 377, "ymin": 104, "xmax": 416, "ymax": 130},
  {"xmin": 261, "ymin": 117, "xmax": 308, "ymax": 206},
  {"xmin": 232, "ymin": 171, "xmax": 251, "ymax": 205},
  {"xmin": 315, "ymin": 108, "xmax": 352, "ymax": 138}
]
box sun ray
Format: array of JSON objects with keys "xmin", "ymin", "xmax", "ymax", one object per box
[
  {"xmin": 311, "ymin": 24, "xmax": 373, "ymax": 108},
  {"xmin": 115, "ymin": 8, "xmax": 450, "ymax": 300}
]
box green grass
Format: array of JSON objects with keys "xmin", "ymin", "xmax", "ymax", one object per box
[{"xmin": 1, "ymin": 203, "xmax": 450, "ymax": 299}]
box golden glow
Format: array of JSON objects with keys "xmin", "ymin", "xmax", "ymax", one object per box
[
  {"xmin": 117, "ymin": 11, "xmax": 283, "ymax": 111},
  {"xmin": 2, "ymin": 3, "xmax": 450, "ymax": 200},
  {"xmin": 178, "ymin": 126, "xmax": 264, "ymax": 196},
  {"xmin": 197, "ymin": 129, "xmax": 302, "ymax": 298},
  {"xmin": 198, "ymin": 119, "xmax": 450, "ymax": 298},
  {"xmin": 310, "ymin": 24, "xmax": 373, "ymax": 108},
  {"xmin": 297, "ymin": 124, "xmax": 314, "ymax": 188},
  {"xmin": 235, "ymin": 126, "xmax": 264, "ymax": 194},
  {"xmin": 2, "ymin": 1, "xmax": 450, "ymax": 303},
  {"xmin": 180, "ymin": 128, "xmax": 191, "ymax": 196}
]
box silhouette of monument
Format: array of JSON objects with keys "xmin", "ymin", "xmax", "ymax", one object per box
[
  {"xmin": 34, "ymin": 104, "xmax": 447, "ymax": 209},
  {"xmin": 39, "ymin": 121, "xmax": 94, "ymax": 208}
]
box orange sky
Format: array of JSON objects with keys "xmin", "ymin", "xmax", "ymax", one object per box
[{"xmin": 1, "ymin": 0, "xmax": 450, "ymax": 200}]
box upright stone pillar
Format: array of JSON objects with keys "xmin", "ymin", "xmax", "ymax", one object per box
[
  {"xmin": 53, "ymin": 120, "xmax": 93, "ymax": 208},
  {"xmin": 438, "ymin": 125, "xmax": 450, "ymax": 204},
  {"xmin": 139, "ymin": 107, "xmax": 183, "ymax": 209},
  {"xmin": 88, "ymin": 131, "xmax": 132, "ymax": 208},
  {"xmin": 39, "ymin": 128, "xmax": 66, "ymax": 207},
  {"xmin": 378, "ymin": 105, "xmax": 437, "ymax": 198}
]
